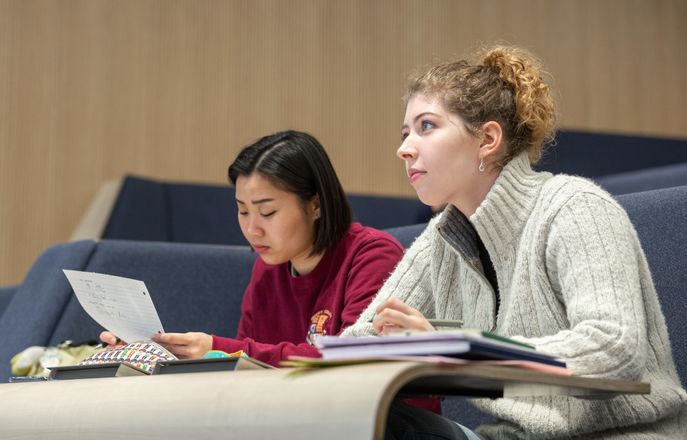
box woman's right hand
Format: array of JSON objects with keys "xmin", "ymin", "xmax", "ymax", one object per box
[
  {"xmin": 373, "ymin": 297, "xmax": 434, "ymax": 335},
  {"xmin": 99, "ymin": 331, "xmax": 126, "ymax": 348}
]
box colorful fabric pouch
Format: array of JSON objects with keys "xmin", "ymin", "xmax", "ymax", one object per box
[{"xmin": 78, "ymin": 341, "xmax": 177, "ymax": 373}]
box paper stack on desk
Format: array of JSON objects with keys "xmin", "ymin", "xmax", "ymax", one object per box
[{"xmin": 314, "ymin": 330, "xmax": 566, "ymax": 368}]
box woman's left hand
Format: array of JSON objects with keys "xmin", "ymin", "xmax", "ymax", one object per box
[
  {"xmin": 372, "ymin": 297, "xmax": 434, "ymax": 335},
  {"xmin": 151, "ymin": 332, "xmax": 213, "ymax": 359}
]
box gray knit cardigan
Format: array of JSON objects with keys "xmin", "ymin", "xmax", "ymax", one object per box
[{"xmin": 343, "ymin": 153, "xmax": 687, "ymax": 439}]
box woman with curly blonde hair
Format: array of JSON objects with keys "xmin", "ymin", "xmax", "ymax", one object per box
[{"xmin": 344, "ymin": 45, "xmax": 687, "ymax": 439}]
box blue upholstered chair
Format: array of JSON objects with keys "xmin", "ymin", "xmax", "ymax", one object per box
[
  {"xmin": 537, "ymin": 131, "xmax": 687, "ymax": 177},
  {"xmin": 595, "ymin": 162, "xmax": 687, "ymax": 195},
  {"xmin": 0, "ymin": 285, "xmax": 17, "ymax": 319},
  {"xmin": 102, "ymin": 177, "xmax": 241, "ymax": 244},
  {"xmin": 101, "ymin": 176, "xmax": 424, "ymax": 245},
  {"xmin": 615, "ymin": 185, "xmax": 687, "ymax": 384}
]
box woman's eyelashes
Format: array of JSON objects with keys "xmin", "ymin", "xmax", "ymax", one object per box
[
  {"xmin": 420, "ymin": 120, "xmax": 435, "ymax": 132},
  {"xmin": 237, "ymin": 209, "xmax": 276, "ymax": 218},
  {"xmin": 401, "ymin": 121, "xmax": 435, "ymax": 140}
]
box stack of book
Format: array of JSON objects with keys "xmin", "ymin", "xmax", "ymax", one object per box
[{"xmin": 314, "ymin": 330, "xmax": 565, "ymax": 368}]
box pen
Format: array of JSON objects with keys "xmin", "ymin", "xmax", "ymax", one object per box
[{"xmin": 427, "ymin": 319, "xmax": 463, "ymax": 328}]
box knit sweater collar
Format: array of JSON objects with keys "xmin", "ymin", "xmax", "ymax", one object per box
[{"xmin": 438, "ymin": 152, "xmax": 550, "ymax": 267}]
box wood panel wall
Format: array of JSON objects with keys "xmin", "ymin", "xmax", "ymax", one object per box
[{"xmin": 1, "ymin": 0, "xmax": 685, "ymax": 285}]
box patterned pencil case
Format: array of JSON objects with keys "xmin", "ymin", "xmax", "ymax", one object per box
[{"xmin": 79, "ymin": 341, "xmax": 177, "ymax": 373}]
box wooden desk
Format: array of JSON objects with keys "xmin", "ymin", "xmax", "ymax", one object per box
[{"xmin": 0, "ymin": 361, "xmax": 649, "ymax": 440}]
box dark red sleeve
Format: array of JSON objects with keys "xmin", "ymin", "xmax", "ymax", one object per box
[
  {"xmin": 210, "ymin": 265, "xmax": 257, "ymax": 355},
  {"xmin": 213, "ymin": 233, "xmax": 403, "ymax": 367},
  {"xmin": 234, "ymin": 273, "xmax": 255, "ymax": 341},
  {"xmin": 336, "ymin": 235, "xmax": 403, "ymax": 335},
  {"xmin": 213, "ymin": 336, "xmax": 321, "ymax": 366},
  {"xmin": 211, "ymin": 260, "xmax": 322, "ymax": 365}
]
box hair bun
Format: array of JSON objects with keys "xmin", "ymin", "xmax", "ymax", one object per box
[
  {"xmin": 481, "ymin": 46, "xmax": 556, "ymax": 162},
  {"xmin": 482, "ymin": 48, "xmax": 524, "ymax": 92}
]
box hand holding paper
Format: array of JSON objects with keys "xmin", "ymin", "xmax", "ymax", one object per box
[
  {"xmin": 151, "ymin": 332, "xmax": 213, "ymax": 359},
  {"xmin": 63, "ymin": 270, "xmax": 165, "ymax": 344}
]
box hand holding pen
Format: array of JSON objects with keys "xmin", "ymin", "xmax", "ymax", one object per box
[{"xmin": 373, "ymin": 297, "xmax": 435, "ymax": 335}]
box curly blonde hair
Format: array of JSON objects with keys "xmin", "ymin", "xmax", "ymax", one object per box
[{"xmin": 406, "ymin": 45, "xmax": 557, "ymax": 166}]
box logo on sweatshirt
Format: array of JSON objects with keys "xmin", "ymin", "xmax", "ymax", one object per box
[{"xmin": 306, "ymin": 309, "xmax": 332, "ymax": 345}]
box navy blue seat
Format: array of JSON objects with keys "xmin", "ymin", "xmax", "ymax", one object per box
[
  {"xmin": 596, "ymin": 162, "xmax": 687, "ymax": 195},
  {"xmin": 103, "ymin": 177, "xmax": 241, "ymax": 244},
  {"xmin": 102, "ymin": 176, "xmax": 424, "ymax": 245},
  {"xmin": 349, "ymin": 193, "xmax": 425, "ymax": 230},
  {"xmin": 615, "ymin": 186, "xmax": 687, "ymax": 384},
  {"xmin": 537, "ymin": 130, "xmax": 687, "ymax": 177},
  {"xmin": 0, "ymin": 285, "xmax": 17, "ymax": 320}
]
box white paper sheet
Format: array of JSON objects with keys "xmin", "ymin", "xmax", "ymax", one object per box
[{"xmin": 63, "ymin": 270, "xmax": 165, "ymax": 343}]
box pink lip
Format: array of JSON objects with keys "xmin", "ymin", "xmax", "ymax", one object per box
[
  {"xmin": 252, "ymin": 245, "xmax": 270, "ymax": 254},
  {"xmin": 407, "ymin": 168, "xmax": 426, "ymax": 183}
]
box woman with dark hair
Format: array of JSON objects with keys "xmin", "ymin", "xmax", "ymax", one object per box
[{"xmin": 101, "ymin": 130, "xmax": 404, "ymax": 366}]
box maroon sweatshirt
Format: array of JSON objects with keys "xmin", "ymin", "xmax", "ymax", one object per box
[
  {"xmin": 212, "ymin": 223, "xmax": 441, "ymax": 414},
  {"xmin": 212, "ymin": 223, "xmax": 403, "ymax": 365}
]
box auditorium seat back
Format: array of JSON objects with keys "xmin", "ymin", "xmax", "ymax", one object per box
[
  {"xmin": 616, "ymin": 185, "xmax": 687, "ymax": 384},
  {"xmin": 102, "ymin": 176, "xmax": 424, "ymax": 245},
  {"xmin": 595, "ymin": 162, "xmax": 687, "ymax": 195},
  {"xmin": 538, "ymin": 130, "xmax": 687, "ymax": 177}
]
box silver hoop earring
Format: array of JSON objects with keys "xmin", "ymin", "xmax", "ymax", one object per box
[{"xmin": 478, "ymin": 158, "xmax": 485, "ymax": 173}]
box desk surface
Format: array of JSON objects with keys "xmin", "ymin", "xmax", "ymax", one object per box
[{"xmin": 0, "ymin": 361, "xmax": 649, "ymax": 440}]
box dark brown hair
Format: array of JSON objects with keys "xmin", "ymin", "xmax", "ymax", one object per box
[{"xmin": 228, "ymin": 130, "xmax": 352, "ymax": 256}]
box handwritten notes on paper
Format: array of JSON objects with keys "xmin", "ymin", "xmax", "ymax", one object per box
[{"xmin": 63, "ymin": 270, "xmax": 165, "ymax": 344}]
